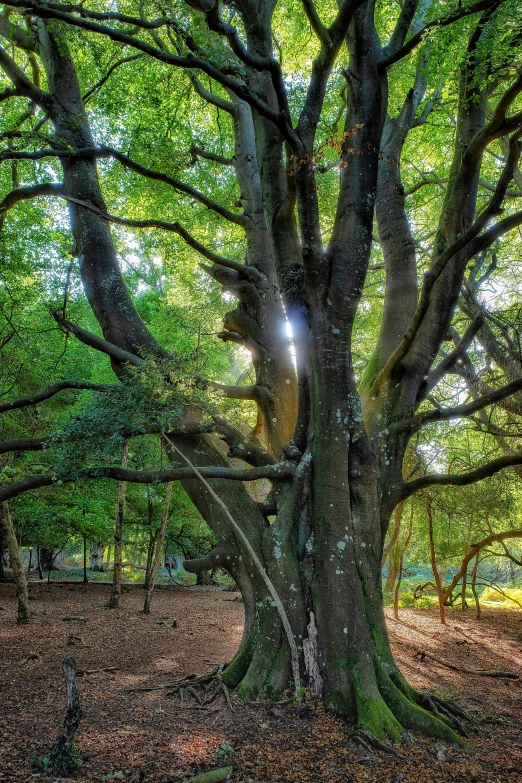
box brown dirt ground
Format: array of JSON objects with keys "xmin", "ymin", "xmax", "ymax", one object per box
[{"xmin": 1, "ymin": 581, "xmax": 521, "ymax": 783}]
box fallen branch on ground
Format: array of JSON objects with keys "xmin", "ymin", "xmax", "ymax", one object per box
[
  {"xmin": 77, "ymin": 666, "xmax": 118, "ymax": 676},
  {"xmin": 416, "ymin": 649, "xmax": 519, "ymax": 679}
]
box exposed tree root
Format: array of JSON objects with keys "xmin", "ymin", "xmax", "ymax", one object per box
[
  {"xmin": 352, "ymin": 727, "xmax": 407, "ymax": 758},
  {"xmin": 163, "ymin": 664, "xmax": 234, "ymax": 709},
  {"xmin": 420, "ymin": 694, "xmax": 472, "ymax": 738}
]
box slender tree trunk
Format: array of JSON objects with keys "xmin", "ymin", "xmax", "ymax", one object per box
[
  {"xmin": 143, "ymin": 482, "xmax": 173, "ymax": 614},
  {"xmin": 105, "ymin": 543, "xmax": 112, "ymax": 572},
  {"xmin": 27, "ymin": 548, "xmax": 32, "ymax": 573},
  {"xmin": 108, "ymin": 440, "xmax": 129, "ymax": 609},
  {"xmin": 37, "ymin": 547, "xmax": 43, "ymax": 580},
  {"xmin": 393, "ymin": 499, "xmax": 414, "ymax": 621},
  {"xmin": 426, "ymin": 497, "xmax": 446, "ymax": 625},
  {"xmin": 0, "ymin": 502, "xmax": 29, "ymax": 624},
  {"xmin": 143, "ymin": 493, "xmax": 156, "ymax": 592},
  {"xmin": 461, "ymin": 550, "xmax": 468, "ymax": 610},
  {"xmin": 82, "ymin": 536, "xmax": 88, "ymax": 584},
  {"xmin": 471, "ymin": 554, "xmax": 481, "ymax": 619}
]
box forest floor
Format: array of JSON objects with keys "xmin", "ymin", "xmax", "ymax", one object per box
[{"xmin": 1, "ymin": 582, "xmax": 521, "ymax": 783}]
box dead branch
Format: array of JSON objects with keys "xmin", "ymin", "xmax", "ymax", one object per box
[{"xmin": 416, "ymin": 650, "xmax": 519, "ymax": 679}]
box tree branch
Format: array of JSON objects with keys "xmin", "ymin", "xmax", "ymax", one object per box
[
  {"xmin": 0, "ymin": 461, "xmax": 294, "ymax": 503},
  {"xmin": 52, "ymin": 313, "xmax": 143, "ymax": 366},
  {"xmin": 0, "ymin": 182, "xmax": 63, "ymax": 227},
  {"xmin": 379, "ymin": 0, "xmax": 505, "ymax": 69},
  {"xmin": 0, "ymin": 45, "xmax": 55, "ymax": 114},
  {"xmin": 4, "ymin": 0, "xmax": 299, "ymax": 145},
  {"xmin": 402, "ymin": 452, "xmax": 522, "ymax": 497},
  {"xmin": 420, "ymin": 314, "xmax": 484, "ymax": 398},
  {"xmin": 400, "ymin": 376, "xmax": 522, "ymax": 433},
  {"xmin": 0, "ymin": 380, "xmax": 116, "ymax": 414},
  {"xmin": 442, "ymin": 528, "xmax": 522, "ymax": 602}
]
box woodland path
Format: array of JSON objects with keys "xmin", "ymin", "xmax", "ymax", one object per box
[{"xmin": 1, "ymin": 583, "xmax": 521, "ymax": 783}]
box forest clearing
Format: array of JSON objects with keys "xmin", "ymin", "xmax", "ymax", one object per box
[
  {"xmin": 3, "ymin": 0, "xmax": 522, "ymax": 779},
  {"xmin": 1, "ymin": 582, "xmax": 522, "ymax": 783}
]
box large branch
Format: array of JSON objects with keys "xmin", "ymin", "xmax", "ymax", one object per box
[
  {"xmin": 402, "ymin": 452, "xmax": 522, "ymax": 497},
  {"xmin": 379, "ymin": 0, "xmax": 505, "ymax": 69},
  {"xmin": 442, "ymin": 529, "xmax": 522, "ymax": 602},
  {"xmin": 420, "ymin": 315, "xmax": 484, "ymax": 399},
  {"xmin": 400, "ymin": 376, "xmax": 522, "ymax": 433},
  {"xmin": 0, "ymin": 182, "xmax": 63, "ymax": 226},
  {"xmin": 0, "ymin": 438, "xmax": 48, "ymax": 454},
  {"xmin": 52, "ymin": 313, "xmax": 143, "ymax": 366},
  {"xmin": 57, "ymin": 193, "xmax": 244, "ymax": 268},
  {"xmin": 0, "ymin": 461, "xmax": 294, "ymax": 503},
  {"xmin": 374, "ymin": 128, "xmax": 522, "ymax": 389},
  {"xmin": 4, "ymin": 0, "xmax": 299, "ymax": 145},
  {"xmin": 0, "ymin": 44, "xmax": 55, "ymax": 114},
  {"xmin": 100, "ymin": 146, "xmax": 246, "ymax": 226},
  {"xmin": 0, "ymin": 380, "xmax": 116, "ymax": 414}
]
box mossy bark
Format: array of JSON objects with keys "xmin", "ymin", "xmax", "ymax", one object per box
[{"xmin": 1, "ymin": 502, "xmax": 30, "ymax": 625}]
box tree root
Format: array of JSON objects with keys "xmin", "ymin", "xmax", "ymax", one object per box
[
  {"xmin": 352, "ymin": 727, "xmax": 407, "ymax": 759},
  {"xmin": 165, "ymin": 664, "xmax": 234, "ymax": 709},
  {"xmin": 420, "ymin": 694, "xmax": 472, "ymax": 738}
]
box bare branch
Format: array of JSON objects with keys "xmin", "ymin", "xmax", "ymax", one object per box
[
  {"xmin": 190, "ymin": 146, "xmax": 233, "ymax": 166},
  {"xmin": 83, "ymin": 54, "xmax": 144, "ymax": 103},
  {"xmin": 442, "ymin": 528, "xmax": 522, "ymax": 602}
]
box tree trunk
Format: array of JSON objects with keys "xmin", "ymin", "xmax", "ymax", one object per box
[
  {"xmin": 393, "ymin": 500, "xmax": 414, "ymax": 621},
  {"xmin": 89, "ymin": 541, "xmax": 105, "ymax": 571},
  {"xmin": 108, "ymin": 440, "xmax": 129, "ymax": 609},
  {"xmin": 143, "ymin": 482, "xmax": 173, "ymax": 614},
  {"xmin": 461, "ymin": 551, "xmax": 468, "ymax": 610},
  {"xmin": 471, "ymin": 554, "xmax": 481, "ymax": 619},
  {"xmin": 39, "ymin": 547, "xmax": 54, "ymax": 573},
  {"xmin": 82, "ymin": 536, "xmax": 88, "ymax": 584},
  {"xmin": 0, "ymin": 502, "xmax": 29, "ymax": 624},
  {"xmin": 143, "ymin": 500, "xmax": 156, "ymax": 593},
  {"xmin": 426, "ymin": 498, "xmax": 446, "ymax": 625}
]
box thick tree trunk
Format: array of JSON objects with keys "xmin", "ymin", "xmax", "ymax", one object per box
[
  {"xmin": 0, "ymin": 502, "xmax": 29, "ymax": 624},
  {"xmin": 108, "ymin": 440, "xmax": 129, "ymax": 610}
]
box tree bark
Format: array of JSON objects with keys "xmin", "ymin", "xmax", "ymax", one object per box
[
  {"xmin": 471, "ymin": 554, "xmax": 481, "ymax": 619},
  {"xmin": 426, "ymin": 498, "xmax": 446, "ymax": 625},
  {"xmin": 143, "ymin": 482, "xmax": 173, "ymax": 614},
  {"xmin": 108, "ymin": 439, "xmax": 129, "ymax": 610},
  {"xmin": 47, "ymin": 653, "xmax": 82, "ymax": 771},
  {"xmin": 89, "ymin": 541, "xmax": 105, "ymax": 571},
  {"xmin": 82, "ymin": 536, "xmax": 88, "ymax": 584},
  {"xmin": 0, "ymin": 502, "xmax": 29, "ymax": 624}
]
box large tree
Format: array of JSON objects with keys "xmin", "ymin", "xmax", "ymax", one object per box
[{"xmin": 2, "ymin": 0, "xmax": 522, "ymax": 744}]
